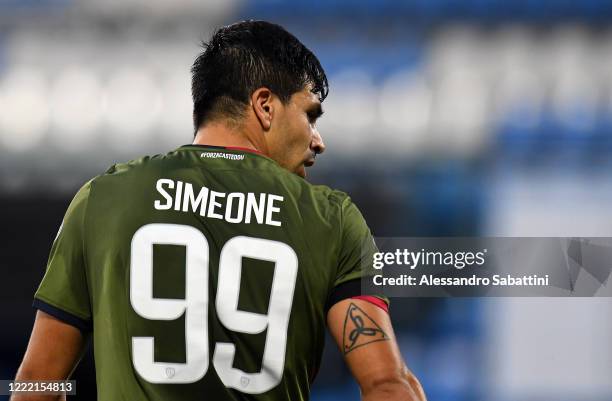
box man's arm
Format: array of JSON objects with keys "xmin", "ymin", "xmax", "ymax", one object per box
[
  {"xmin": 327, "ymin": 298, "xmax": 426, "ymax": 401},
  {"xmin": 11, "ymin": 311, "xmax": 89, "ymax": 401}
]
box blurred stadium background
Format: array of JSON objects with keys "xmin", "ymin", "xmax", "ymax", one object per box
[{"xmin": 2, "ymin": 0, "xmax": 612, "ymax": 400}]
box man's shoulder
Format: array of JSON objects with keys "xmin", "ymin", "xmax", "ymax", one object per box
[
  {"xmin": 101, "ymin": 153, "xmax": 172, "ymax": 177},
  {"xmin": 284, "ymin": 178, "xmax": 356, "ymax": 226},
  {"xmin": 89, "ymin": 150, "xmax": 182, "ymax": 187},
  {"xmin": 307, "ymin": 182, "xmax": 350, "ymax": 207},
  {"xmin": 268, "ymin": 165, "xmax": 350, "ymax": 208}
]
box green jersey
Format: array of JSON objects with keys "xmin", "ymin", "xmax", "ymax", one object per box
[{"xmin": 34, "ymin": 145, "xmax": 378, "ymax": 401}]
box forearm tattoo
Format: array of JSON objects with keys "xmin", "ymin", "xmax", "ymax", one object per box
[{"xmin": 342, "ymin": 302, "xmax": 389, "ymax": 355}]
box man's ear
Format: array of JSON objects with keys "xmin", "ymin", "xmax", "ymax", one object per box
[{"xmin": 251, "ymin": 87, "xmax": 274, "ymax": 131}]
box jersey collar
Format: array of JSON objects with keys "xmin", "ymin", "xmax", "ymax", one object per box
[
  {"xmin": 180, "ymin": 144, "xmax": 265, "ymax": 156},
  {"xmin": 179, "ymin": 144, "xmax": 274, "ymax": 162}
]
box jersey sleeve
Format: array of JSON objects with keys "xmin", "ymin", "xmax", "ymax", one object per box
[
  {"xmin": 326, "ymin": 196, "xmax": 388, "ymax": 312},
  {"xmin": 33, "ymin": 181, "xmax": 93, "ymax": 332},
  {"xmin": 334, "ymin": 197, "xmax": 377, "ymax": 286}
]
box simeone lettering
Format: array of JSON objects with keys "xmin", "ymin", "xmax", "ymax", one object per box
[{"xmin": 154, "ymin": 178, "xmax": 283, "ymax": 227}]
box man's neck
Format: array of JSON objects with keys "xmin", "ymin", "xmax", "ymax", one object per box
[{"xmin": 193, "ymin": 121, "xmax": 269, "ymax": 155}]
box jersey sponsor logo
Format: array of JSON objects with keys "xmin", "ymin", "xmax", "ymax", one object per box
[
  {"xmin": 200, "ymin": 152, "xmax": 244, "ymax": 161},
  {"xmin": 154, "ymin": 179, "xmax": 283, "ymax": 227}
]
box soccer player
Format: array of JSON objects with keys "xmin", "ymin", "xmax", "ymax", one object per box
[{"xmin": 13, "ymin": 21, "xmax": 426, "ymax": 401}]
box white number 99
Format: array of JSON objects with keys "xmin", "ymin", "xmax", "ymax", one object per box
[{"xmin": 129, "ymin": 223, "xmax": 298, "ymax": 394}]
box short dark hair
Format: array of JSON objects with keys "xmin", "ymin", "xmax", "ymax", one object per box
[{"xmin": 190, "ymin": 20, "xmax": 328, "ymax": 131}]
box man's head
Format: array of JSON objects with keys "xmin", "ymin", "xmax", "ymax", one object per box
[{"xmin": 191, "ymin": 20, "xmax": 329, "ymax": 177}]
